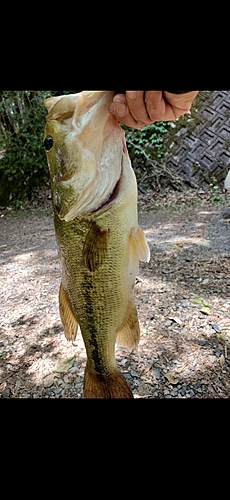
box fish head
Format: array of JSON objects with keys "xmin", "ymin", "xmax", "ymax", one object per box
[{"xmin": 44, "ymin": 91, "xmax": 125, "ymax": 221}]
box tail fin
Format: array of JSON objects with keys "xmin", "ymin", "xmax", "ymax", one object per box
[{"xmin": 83, "ymin": 364, "xmax": 133, "ymax": 399}]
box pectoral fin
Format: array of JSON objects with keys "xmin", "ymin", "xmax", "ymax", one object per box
[
  {"xmin": 135, "ymin": 225, "xmax": 150, "ymax": 262},
  {"xmin": 116, "ymin": 301, "xmax": 140, "ymax": 349},
  {"xmin": 83, "ymin": 222, "xmax": 109, "ymax": 272},
  {"xmin": 59, "ymin": 283, "xmax": 79, "ymax": 341}
]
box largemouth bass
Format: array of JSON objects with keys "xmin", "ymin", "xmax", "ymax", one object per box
[{"xmin": 43, "ymin": 91, "xmax": 150, "ymax": 398}]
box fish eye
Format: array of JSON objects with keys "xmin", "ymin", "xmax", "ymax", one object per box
[{"xmin": 44, "ymin": 136, "xmax": 53, "ymax": 151}]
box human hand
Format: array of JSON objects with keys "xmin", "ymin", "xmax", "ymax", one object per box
[{"xmin": 110, "ymin": 91, "xmax": 199, "ymax": 129}]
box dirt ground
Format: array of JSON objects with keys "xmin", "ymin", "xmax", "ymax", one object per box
[{"xmin": 1, "ymin": 189, "xmax": 230, "ymax": 399}]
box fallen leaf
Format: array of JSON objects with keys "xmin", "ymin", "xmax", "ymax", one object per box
[
  {"xmin": 200, "ymin": 306, "xmax": 211, "ymax": 315},
  {"xmin": 192, "ymin": 298, "xmax": 203, "ymax": 304},
  {"xmin": 53, "ymin": 356, "xmax": 76, "ymax": 374},
  {"xmin": 219, "ymin": 355, "xmax": 225, "ymax": 367},
  {"xmin": 165, "ymin": 371, "xmax": 179, "ymax": 385}
]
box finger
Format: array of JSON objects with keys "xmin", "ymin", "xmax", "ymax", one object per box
[
  {"xmin": 145, "ymin": 91, "xmax": 176, "ymax": 121},
  {"xmin": 145, "ymin": 91, "xmax": 199, "ymax": 121},
  {"xmin": 110, "ymin": 93, "xmax": 127, "ymax": 117},
  {"xmin": 126, "ymin": 91, "xmax": 154, "ymax": 125},
  {"xmin": 110, "ymin": 93, "xmax": 146, "ymax": 129},
  {"xmin": 164, "ymin": 91, "xmax": 199, "ymax": 116}
]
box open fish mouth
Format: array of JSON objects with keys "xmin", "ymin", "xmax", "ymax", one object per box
[{"xmin": 91, "ymin": 174, "xmax": 122, "ymax": 215}]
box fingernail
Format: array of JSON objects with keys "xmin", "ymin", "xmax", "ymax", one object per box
[
  {"xmin": 113, "ymin": 101, "xmax": 127, "ymax": 116},
  {"xmin": 127, "ymin": 91, "xmax": 137, "ymax": 99}
]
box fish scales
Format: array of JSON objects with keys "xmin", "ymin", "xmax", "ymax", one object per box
[{"xmin": 44, "ymin": 91, "xmax": 150, "ymax": 398}]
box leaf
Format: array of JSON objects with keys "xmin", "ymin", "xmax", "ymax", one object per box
[
  {"xmin": 200, "ymin": 306, "xmax": 211, "ymax": 315},
  {"xmin": 219, "ymin": 355, "xmax": 225, "ymax": 367},
  {"xmin": 165, "ymin": 371, "xmax": 179, "ymax": 385},
  {"xmin": 53, "ymin": 356, "xmax": 75, "ymax": 374},
  {"xmin": 192, "ymin": 297, "xmax": 203, "ymax": 304}
]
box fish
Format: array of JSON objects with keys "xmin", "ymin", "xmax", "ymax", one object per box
[{"xmin": 43, "ymin": 90, "xmax": 150, "ymax": 398}]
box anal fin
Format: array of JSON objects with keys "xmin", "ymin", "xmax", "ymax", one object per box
[
  {"xmin": 116, "ymin": 301, "xmax": 140, "ymax": 349},
  {"xmin": 59, "ymin": 283, "xmax": 79, "ymax": 341}
]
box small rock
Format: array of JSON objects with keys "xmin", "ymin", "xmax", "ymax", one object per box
[
  {"xmin": 168, "ymin": 316, "xmax": 183, "ymax": 325},
  {"xmin": 123, "ymin": 373, "xmax": 132, "ymax": 379},
  {"xmin": 181, "ymin": 301, "xmax": 188, "ymax": 308},
  {"xmin": 130, "ymin": 370, "xmax": 139, "ymax": 378},
  {"xmin": 119, "ymin": 358, "xmax": 128, "ymax": 366},
  {"xmin": 165, "ymin": 320, "xmax": 173, "ymax": 327},
  {"xmin": 69, "ymin": 367, "xmax": 79, "ymax": 374},
  {"xmin": 152, "ymin": 369, "xmax": 161, "ymax": 380},
  {"xmin": 1, "ymin": 388, "xmax": 11, "ymax": 398},
  {"xmin": 209, "ymin": 355, "xmax": 217, "ymax": 364},
  {"xmin": 53, "ymin": 357, "xmax": 75, "ymax": 374},
  {"xmin": 53, "ymin": 387, "xmax": 62, "ymax": 395},
  {"xmin": 211, "ymin": 323, "xmax": 221, "ymax": 334},
  {"xmin": 43, "ymin": 374, "xmax": 54, "ymax": 388}
]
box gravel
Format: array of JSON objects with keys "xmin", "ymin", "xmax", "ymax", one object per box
[{"xmin": 1, "ymin": 192, "xmax": 230, "ymax": 398}]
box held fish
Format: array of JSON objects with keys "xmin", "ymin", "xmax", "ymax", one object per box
[{"xmin": 43, "ymin": 91, "xmax": 150, "ymax": 398}]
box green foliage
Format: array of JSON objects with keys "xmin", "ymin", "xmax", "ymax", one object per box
[
  {"xmin": 123, "ymin": 121, "xmax": 173, "ymax": 160},
  {"xmin": 0, "ymin": 90, "xmax": 172, "ymax": 205},
  {"xmin": 208, "ymin": 182, "xmax": 223, "ymax": 203},
  {"xmin": 0, "ymin": 90, "xmax": 79, "ymax": 205},
  {"xmin": 0, "ymin": 91, "xmax": 48, "ymax": 204}
]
